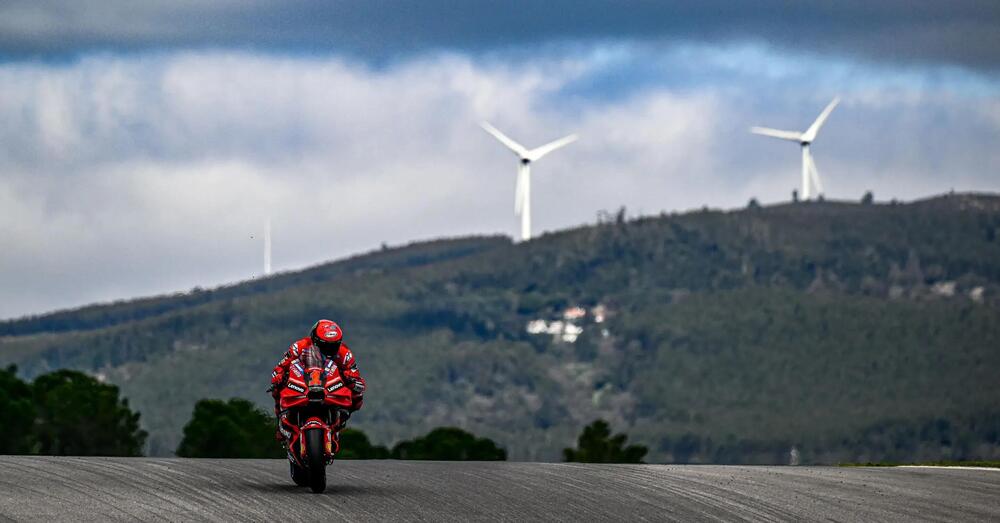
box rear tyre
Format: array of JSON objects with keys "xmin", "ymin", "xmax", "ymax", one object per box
[
  {"xmin": 290, "ymin": 461, "xmax": 309, "ymax": 487},
  {"xmin": 305, "ymin": 429, "xmax": 327, "ymax": 493}
]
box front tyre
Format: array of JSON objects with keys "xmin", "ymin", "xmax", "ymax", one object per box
[{"xmin": 305, "ymin": 429, "xmax": 327, "ymax": 493}]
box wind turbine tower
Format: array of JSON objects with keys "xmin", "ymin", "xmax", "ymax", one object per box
[
  {"xmin": 751, "ymin": 97, "xmax": 840, "ymax": 200},
  {"xmin": 481, "ymin": 122, "xmax": 577, "ymax": 241},
  {"xmin": 264, "ymin": 218, "xmax": 272, "ymax": 276}
]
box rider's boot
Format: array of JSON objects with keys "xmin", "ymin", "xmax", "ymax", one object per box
[{"xmin": 275, "ymin": 411, "xmax": 291, "ymax": 444}]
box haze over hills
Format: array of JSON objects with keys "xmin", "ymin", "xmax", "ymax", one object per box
[{"xmin": 2, "ymin": 193, "xmax": 999, "ymax": 462}]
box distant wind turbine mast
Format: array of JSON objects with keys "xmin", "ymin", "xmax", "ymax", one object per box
[
  {"xmin": 480, "ymin": 122, "xmax": 577, "ymax": 241},
  {"xmin": 751, "ymin": 97, "xmax": 840, "ymax": 201}
]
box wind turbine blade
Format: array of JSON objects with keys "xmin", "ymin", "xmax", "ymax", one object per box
[
  {"xmin": 481, "ymin": 121, "xmax": 528, "ymax": 158},
  {"xmin": 750, "ymin": 127, "xmax": 803, "ymax": 142},
  {"xmin": 527, "ymin": 134, "xmax": 578, "ymax": 161},
  {"xmin": 802, "ymin": 97, "xmax": 840, "ymax": 142}
]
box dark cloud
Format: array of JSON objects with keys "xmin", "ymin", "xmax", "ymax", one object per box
[{"xmin": 1, "ymin": 1, "xmax": 998, "ymax": 71}]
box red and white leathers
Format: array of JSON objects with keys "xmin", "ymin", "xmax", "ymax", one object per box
[{"xmin": 270, "ymin": 336, "xmax": 366, "ymax": 424}]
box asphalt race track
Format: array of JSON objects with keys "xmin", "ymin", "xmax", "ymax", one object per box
[{"xmin": 0, "ymin": 457, "xmax": 997, "ymax": 521}]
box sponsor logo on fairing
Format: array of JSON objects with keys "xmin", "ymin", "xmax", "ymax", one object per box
[
  {"xmin": 287, "ymin": 383, "xmax": 305, "ymax": 393},
  {"xmin": 327, "ymin": 382, "xmax": 344, "ymax": 392}
]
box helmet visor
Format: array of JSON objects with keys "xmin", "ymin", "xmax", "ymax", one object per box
[{"xmin": 313, "ymin": 337, "xmax": 342, "ymax": 357}]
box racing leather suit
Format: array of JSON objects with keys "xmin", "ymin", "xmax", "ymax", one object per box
[{"xmin": 270, "ymin": 337, "xmax": 365, "ymax": 438}]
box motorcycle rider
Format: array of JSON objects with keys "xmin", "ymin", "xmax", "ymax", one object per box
[{"xmin": 270, "ymin": 319, "xmax": 366, "ymax": 442}]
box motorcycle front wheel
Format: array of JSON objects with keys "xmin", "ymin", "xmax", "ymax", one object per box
[{"xmin": 304, "ymin": 429, "xmax": 327, "ymax": 493}]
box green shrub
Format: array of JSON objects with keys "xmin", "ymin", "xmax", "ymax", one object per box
[
  {"xmin": 338, "ymin": 428, "xmax": 390, "ymax": 459},
  {"xmin": 391, "ymin": 427, "xmax": 506, "ymax": 460},
  {"xmin": 176, "ymin": 398, "xmax": 283, "ymax": 458},
  {"xmin": 0, "ymin": 366, "xmax": 36, "ymax": 454},
  {"xmin": 564, "ymin": 420, "xmax": 647, "ymax": 463},
  {"xmin": 33, "ymin": 370, "xmax": 146, "ymax": 456}
]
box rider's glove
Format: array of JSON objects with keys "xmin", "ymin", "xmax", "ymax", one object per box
[{"xmin": 348, "ymin": 377, "xmax": 366, "ymax": 394}]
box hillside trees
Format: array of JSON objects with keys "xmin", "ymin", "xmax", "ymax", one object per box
[{"xmin": 1, "ymin": 195, "xmax": 1000, "ymax": 461}]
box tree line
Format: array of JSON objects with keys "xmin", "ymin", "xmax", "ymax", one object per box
[
  {"xmin": 0, "ymin": 366, "xmax": 642, "ymax": 463},
  {"xmin": 175, "ymin": 398, "xmax": 644, "ymax": 462},
  {"xmin": 6, "ymin": 362, "xmax": 993, "ymax": 465}
]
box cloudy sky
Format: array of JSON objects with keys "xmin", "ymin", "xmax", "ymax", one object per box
[{"xmin": 1, "ymin": 1, "xmax": 998, "ymax": 319}]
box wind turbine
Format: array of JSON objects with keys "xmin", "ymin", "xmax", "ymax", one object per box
[
  {"xmin": 480, "ymin": 122, "xmax": 577, "ymax": 241},
  {"xmin": 264, "ymin": 218, "xmax": 272, "ymax": 276},
  {"xmin": 751, "ymin": 97, "xmax": 840, "ymax": 200}
]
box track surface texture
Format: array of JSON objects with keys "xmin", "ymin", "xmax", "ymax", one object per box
[{"xmin": 0, "ymin": 457, "xmax": 998, "ymax": 522}]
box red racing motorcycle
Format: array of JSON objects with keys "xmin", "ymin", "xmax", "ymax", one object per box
[{"xmin": 276, "ymin": 344, "xmax": 354, "ymax": 493}]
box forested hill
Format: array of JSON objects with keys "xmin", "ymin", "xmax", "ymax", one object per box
[
  {"xmin": 2, "ymin": 193, "xmax": 999, "ymax": 462},
  {"xmin": 0, "ymin": 236, "xmax": 510, "ymax": 336}
]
